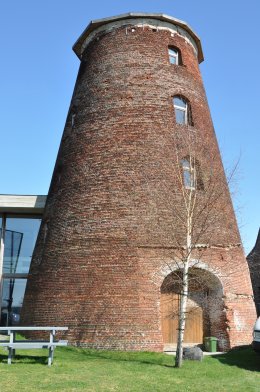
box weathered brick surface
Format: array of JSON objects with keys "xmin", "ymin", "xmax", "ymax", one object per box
[{"xmin": 21, "ymin": 18, "xmax": 256, "ymax": 351}]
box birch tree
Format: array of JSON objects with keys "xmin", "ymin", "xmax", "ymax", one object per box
[{"xmin": 156, "ymin": 124, "xmax": 238, "ymax": 368}]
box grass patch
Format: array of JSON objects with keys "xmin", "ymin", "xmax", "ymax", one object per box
[{"xmin": 0, "ymin": 345, "xmax": 259, "ymax": 391}]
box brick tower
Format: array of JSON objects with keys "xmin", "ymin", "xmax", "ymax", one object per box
[{"xmin": 22, "ymin": 13, "xmax": 256, "ymax": 351}]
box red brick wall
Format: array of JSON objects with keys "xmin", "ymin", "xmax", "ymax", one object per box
[{"xmin": 21, "ymin": 21, "xmax": 256, "ymax": 351}]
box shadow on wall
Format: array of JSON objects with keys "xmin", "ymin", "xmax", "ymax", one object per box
[{"xmin": 212, "ymin": 346, "xmax": 260, "ymax": 372}]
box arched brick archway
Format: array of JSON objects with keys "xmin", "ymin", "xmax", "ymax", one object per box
[{"xmin": 160, "ymin": 264, "xmax": 229, "ymax": 351}]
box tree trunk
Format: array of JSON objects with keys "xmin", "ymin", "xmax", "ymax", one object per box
[
  {"xmin": 175, "ymin": 214, "xmax": 192, "ymax": 368},
  {"xmin": 175, "ymin": 260, "xmax": 189, "ymax": 367}
]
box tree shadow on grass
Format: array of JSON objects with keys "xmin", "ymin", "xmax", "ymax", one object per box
[
  {"xmin": 0, "ymin": 353, "xmax": 48, "ymax": 365},
  {"xmin": 62, "ymin": 346, "xmax": 175, "ymax": 368},
  {"xmin": 211, "ymin": 346, "xmax": 260, "ymax": 372},
  {"xmin": 61, "ymin": 346, "xmax": 260, "ymax": 371}
]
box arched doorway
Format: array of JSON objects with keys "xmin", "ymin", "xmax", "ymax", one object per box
[{"xmin": 160, "ymin": 267, "xmax": 223, "ymax": 348}]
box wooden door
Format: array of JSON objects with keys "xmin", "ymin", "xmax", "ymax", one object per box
[
  {"xmin": 161, "ymin": 293, "xmax": 203, "ymax": 344},
  {"xmin": 161, "ymin": 293, "xmax": 179, "ymax": 344}
]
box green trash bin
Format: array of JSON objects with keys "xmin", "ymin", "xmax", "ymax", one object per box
[{"xmin": 204, "ymin": 337, "xmax": 218, "ymax": 352}]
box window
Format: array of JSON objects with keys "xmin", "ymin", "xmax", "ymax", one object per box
[
  {"xmin": 173, "ymin": 96, "xmax": 192, "ymax": 125},
  {"xmin": 0, "ymin": 216, "xmax": 41, "ymax": 326},
  {"xmin": 168, "ymin": 47, "xmax": 180, "ymax": 65},
  {"xmin": 3, "ymin": 217, "xmax": 41, "ymax": 274},
  {"xmin": 71, "ymin": 113, "xmax": 76, "ymax": 128},
  {"xmin": 181, "ymin": 158, "xmax": 195, "ymax": 189}
]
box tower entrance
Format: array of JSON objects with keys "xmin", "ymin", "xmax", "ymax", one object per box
[
  {"xmin": 161, "ymin": 292, "xmax": 205, "ymax": 344},
  {"xmin": 160, "ymin": 267, "xmax": 223, "ymax": 348}
]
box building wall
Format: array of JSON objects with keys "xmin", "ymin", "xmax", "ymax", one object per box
[
  {"xmin": 247, "ymin": 230, "xmax": 260, "ymax": 316},
  {"xmin": 21, "ymin": 17, "xmax": 256, "ymax": 350}
]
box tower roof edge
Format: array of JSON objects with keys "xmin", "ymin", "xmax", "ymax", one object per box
[{"xmin": 72, "ymin": 12, "xmax": 204, "ymax": 63}]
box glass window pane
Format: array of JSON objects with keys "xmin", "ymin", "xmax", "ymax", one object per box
[
  {"xmin": 184, "ymin": 170, "xmax": 191, "ymax": 188},
  {"xmin": 183, "ymin": 169, "xmax": 195, "ymax": 188},
  {"xmin": 174, "ymin": 97, "xmax": 186, "ymax": 108},
  {"xmin": 3, "ymin": 217, "xmax": 41, "ymax": 274},
  {"xmin": 175, "ymin": 108, "xmax": 186, "ymax": 124},
  {"xmin": 169, "ymin": 48, "xmax": 178, "ymax": 56},
  {"xmin": 169, "ymin": 48, "xmax": 178, "ymax": 65},
  {"xmin": 169, "ymin": 56, "xmax": 177, "ymax": 64},
  {"xmin": 3, "ymin": 230, "xmax": 23, "ymax": 274},
  {"xmin": 1, "ymin": 279, "xmax": 27, "ymax": 326},
  {"xmin": 181, "ymin": 159, "xmax": 190, "ymax": 168}
]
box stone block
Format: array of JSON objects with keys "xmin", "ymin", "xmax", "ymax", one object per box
[{"xmin": 183, "ymin": 346, "xmax": 203, "ymax": 361}]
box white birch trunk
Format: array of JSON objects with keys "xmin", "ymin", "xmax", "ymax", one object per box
[
  {"xmin": 175, "ymin": 215, "xmax": 192, "ymax": 368},
  {"xmin": 175, "ymin": 259, "xmax": 189, "ymax": 367}
]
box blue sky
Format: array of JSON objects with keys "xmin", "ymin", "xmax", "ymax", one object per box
[{"xmin": 0, "ymin": 0, "xmax": 259, "ymax": 253}]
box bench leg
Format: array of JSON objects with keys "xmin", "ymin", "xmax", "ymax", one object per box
[
  {"xmin": 8, "ymin": 348, "xmax": 12, "ymax": 365},
  {"xmin": 48, "ymin": 347, "xmax": 54, "ymax": 366}
]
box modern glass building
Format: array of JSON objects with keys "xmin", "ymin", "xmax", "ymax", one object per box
[{"xmin": 0, "ymin": 195, "xmax": 46, "ymax": 326}]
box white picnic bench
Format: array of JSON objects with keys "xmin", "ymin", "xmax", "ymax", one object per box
[{"xmin": 0, "ymin": 326, "xmax": 68, "ymax": 366}]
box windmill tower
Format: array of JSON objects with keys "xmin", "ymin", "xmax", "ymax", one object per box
[{"xmin": 22, "ymin": 13, "xmax": 256, "ymax": 351}]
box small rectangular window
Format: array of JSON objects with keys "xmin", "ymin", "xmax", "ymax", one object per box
[
  {"xmin": 175, "ymin": 109, "xmax": 186, "ymax": 124},
  {"xmin": 168, "ymin": 48, "xmax": 180, "ymax": 65},
  {"xmin": 181, "ymin": 158, "xmax": 196, "ymax": 189},
  {"xmin": 183, "ymin": 169, "xmax": 195, "ymax": 189},
  {"xmin": 173, "ymin": 96, "xmax": 189, "ymax": 125}
]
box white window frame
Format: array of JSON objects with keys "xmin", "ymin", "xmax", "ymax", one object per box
[
  {"xmin": 168, "ymin": 48, "xmax": 179, "ymax": 65},
  {"xmin": 173, "ymin": 97, "xmax": 188, "ymax": 125}
]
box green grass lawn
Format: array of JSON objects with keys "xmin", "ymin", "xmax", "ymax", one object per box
[{"xmin": 0, "ymin": 345, "xmax": 259, "ymax": 391}]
